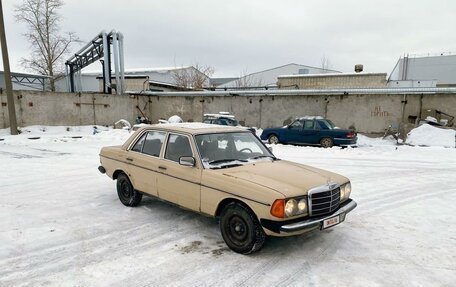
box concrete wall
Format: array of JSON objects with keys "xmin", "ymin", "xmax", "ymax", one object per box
[
  {"xmin": 278, "ymin": 73, "xmax": 388, "ymax": 89},
  {"xmin": 1, "ymin": 90, "xmax": 455, "ymax": 134}
]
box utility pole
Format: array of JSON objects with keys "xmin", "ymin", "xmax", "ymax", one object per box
[{"xmin": 0, "ymin": 0, "xmax": 18, "ymax": 135}]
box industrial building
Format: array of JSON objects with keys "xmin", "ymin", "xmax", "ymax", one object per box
[
  {"xmin": 277, "ymin": 72, "xmax": 388, "ymax": 89},
  {"xmin": 388, "ymin": 53, "xmax": 456, "ymax": 88},
  {"xmin": 277, "ymin": 53, "xmax": 456, "ymax": 90},
  {"xmin": 215, "ymin": 63, "xmax": 340, "ymax": 88},
  {"xmin": 55, "ymin": 66, "xmax": 210, "ymax": 93}
]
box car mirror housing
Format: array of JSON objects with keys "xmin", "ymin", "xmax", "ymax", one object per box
[{"xmin": 179, "ymin": 156, "xmax": 196, "ymax": 167}]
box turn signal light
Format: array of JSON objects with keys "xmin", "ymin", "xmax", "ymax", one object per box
[{"xmin": 271, "ymin": 199, "xmax": 285, "ymax": 218}]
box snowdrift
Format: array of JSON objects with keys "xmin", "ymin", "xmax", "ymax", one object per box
[{"xmin": 406, "ymin": 124, "xmax": 455, "ymax": 148}]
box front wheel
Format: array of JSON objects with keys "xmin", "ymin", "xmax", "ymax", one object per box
[
  {"xmin": 220, "ymin": 202, "xmax": 266, "ymax": 254},
  {"xmin": 116, "ymin": 173, "xmax": 142, "ymax": 207},
  {"xmin": 268, "ymin": 134, "xmax": 279, "ymax": 145}
]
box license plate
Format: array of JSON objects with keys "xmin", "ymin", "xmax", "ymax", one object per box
[{"xmin": 322, "ymin": 215, "xmax": 340, "ymax": 229}]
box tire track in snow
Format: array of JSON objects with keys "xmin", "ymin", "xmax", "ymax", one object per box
[
  {"xmin": 357, "ymin": 189, "xmax": 455, "ymax": 216},
  {"xmin": 0, "ymin": 220, "xmax": 212, "ymax": 285}
]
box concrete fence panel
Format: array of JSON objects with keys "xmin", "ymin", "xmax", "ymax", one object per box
[{"xmin": 1, "ymin": 90, "xmax": 455, "ymax": 134}]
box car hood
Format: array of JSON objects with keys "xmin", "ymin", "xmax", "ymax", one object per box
[{"xmin": 218, "ymin": 159, "xmax": 348, "ymax": 198}]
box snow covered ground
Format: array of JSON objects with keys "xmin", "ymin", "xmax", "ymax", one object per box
[{"xmin": 1, "ymin": 127, "xmax": 455, "ymax": 286}]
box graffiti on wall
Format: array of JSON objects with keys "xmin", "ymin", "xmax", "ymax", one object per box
[{"xmin": 371, "ymin": 106, "xmax": 390, "ymax": 117}]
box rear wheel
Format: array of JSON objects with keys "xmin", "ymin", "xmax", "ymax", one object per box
[
  {"xmin": 320, "ymin": 137, "xmax": 334, "ymax": 148},
  {"xmin": 116, "ymin": 173, "xmax": 142, "ymax": 207},
  {"xmin": 220, "ymin": 202, "xmax": 266, "ymax": 254},
  {"xmin": 268, "ymin": 134, "xmax": 279, "ymax": 144}
]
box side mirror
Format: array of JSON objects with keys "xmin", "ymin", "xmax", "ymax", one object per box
[
  {"xmin": 268, "ymin": 146, "xmax": 273, "ymax": 153},
  {"xmin": 179, "ymin": 156, "xmax": 196, "ymax": 167}
]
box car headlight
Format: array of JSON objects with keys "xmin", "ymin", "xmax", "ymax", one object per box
[
  {"xmin": 298, "ymin": 198, "xmax": 307, "ymax": 213},
  {"xmin": 285, "ymin": 199, "xmax": 297, "ymax": 217},
  {"xmin": 340, "ymin": 182, "xmax": 351, "ymax": 201},
  {"xmin": 271, "ymin": 196, "xmax": 309, "ymax": 218}
]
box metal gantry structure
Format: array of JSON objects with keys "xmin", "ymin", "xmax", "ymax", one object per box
[
  {"xmin": 65, "ymin": 30, "xmax": 125, "ymax": 95},
  {"xmin": 10, "ymin": 72, "xmax": 48, "ymax": 90}
]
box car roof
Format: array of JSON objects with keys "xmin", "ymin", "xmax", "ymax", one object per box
[
  {"xmin": 203, "ymin": 113, "xmax": 236, "ymax": 119},
  {"xmin": 137, "ymin": 122, "xmax": 246, "ymax": 135},
  {"xmin": 298, "ymin": 116, "xmax": 325, "ymax": 120}
]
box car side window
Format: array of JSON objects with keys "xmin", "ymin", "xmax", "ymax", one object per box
[
  {"xmin": 218, "ymin": 118, "xmax": 229, "ymax": 125},
  {"xmin": 165, "ymin": 134, "xmax": 193, "ymax": 162},
  {"xmin": 142, "ymin": 131, "xmax": 166, "ymax": 157},
  {"xmin": 303, "ymin": 120, "xmax": 315, "ymax": 130},
  {"xmin": 131, "ymin": 133, "xmax": 147, "ymax": 152},
  {"xmin": 289, "ymin": 120, "xmax": 303, "ymax": 130},
  {"xmin": 317, "ymin": 120, "xmax": 329, "ymax": 129}
]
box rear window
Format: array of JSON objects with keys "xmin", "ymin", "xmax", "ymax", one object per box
[
  {"xmin": 131, "ymin": 133, "xmax": 146, "ymax": 152},
  {"xmin": 317, "ymin": 120, "xmax": 335, "ymax": 129},
  {"xmin": 142, "ymin": 131, "xmax": 166, "ymax": 157}
]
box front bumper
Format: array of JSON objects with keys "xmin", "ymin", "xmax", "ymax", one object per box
[{"xmin": 261, "ymin": 199, "xmax": 357, "ymax": 234}]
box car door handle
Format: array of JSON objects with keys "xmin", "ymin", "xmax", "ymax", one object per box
[
  {"xmin": 158, "ymin": 166, "xmax": 167, "ymax": 170},
  {"xmin": 126, "ymin": 157, "xmax": 133, "ymax": 162}
]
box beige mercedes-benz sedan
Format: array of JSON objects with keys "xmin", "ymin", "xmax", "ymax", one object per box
[{"xmin": 98, "ymin": 123, "xmax": 357, "ymax": 254}]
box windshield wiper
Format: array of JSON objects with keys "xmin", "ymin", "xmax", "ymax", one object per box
[
  {"xmin": 249, "ymin": 155, "xmax": 276, "ymax": 160},
  {"xmin": 208, "ymin": 158, "xmax": 248, "ymax": 165}
]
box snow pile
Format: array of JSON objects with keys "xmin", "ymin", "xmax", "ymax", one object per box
[
  {"xmin": 167, "ymin": 115, "xmax": 183, "ymax": 123},
  {"xmin": 0, "ymin": 125, "xmax": 131, "ymax": 144},
  {"xmin": 114, "ymin": 119, "xmax": 132, "ymax": 130},
  {"xmin": 356, "ymin": 134, "xmax": 398, "ymax": 147},
  {"xmin": 406, "ymin": 124, "xmax": 455, "ymax": 148},
  {"xmin": 425, "ymin": 116, "xmax": 438, "ymax": 124}
]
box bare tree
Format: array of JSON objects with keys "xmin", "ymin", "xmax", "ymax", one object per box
[
  {"xmin": 172, "ymin": 63, "xmax": 214, "ymax": 90},
  {"xmin": 320, "ymin": 55, "xmax": 331, "ymax": 71},
  {"xmin": 235, "ymin": 69, "xmax": 263, "ymax": 88},
  {"xmin": 15, "ymin": 0, "xmax": 79, "ymax": 91}
]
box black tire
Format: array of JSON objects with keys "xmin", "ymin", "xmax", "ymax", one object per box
[
  {"xmin": 220, "ymin": 202, "xmax": 266, "ymax": 254},
  {"xmin": 268, "ymin": 134, "xmax": 279, "ymax": 145},
  {"xmin": 116, "ymin": 173, "xmax": 142, "ymax": 207},
  {"xmin": 320, "ymin": 137, "xmax": 334, "ymax": 148}
]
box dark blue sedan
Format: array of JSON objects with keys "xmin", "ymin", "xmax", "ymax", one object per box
[{"xmin": 260, "ymin": 117, "xmax": 357, "ymax": 147}]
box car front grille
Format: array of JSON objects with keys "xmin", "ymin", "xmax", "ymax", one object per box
[{"xmin": 309, "ymin": 187, "xmax": 340, "ymax": 217}]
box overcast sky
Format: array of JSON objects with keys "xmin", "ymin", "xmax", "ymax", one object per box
[{"xmin": 2, "ymin": 0, "xmax": 456, "ymax": 77}]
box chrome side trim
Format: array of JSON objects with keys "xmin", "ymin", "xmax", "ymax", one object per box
[{"xmin": 280, "ymin": 200, "xmax": 357, "ymax": 232}]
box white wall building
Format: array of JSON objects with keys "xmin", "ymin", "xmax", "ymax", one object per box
[{"xmin": 389, "ymin": 53, "xmax": 456, "ymax": 87}]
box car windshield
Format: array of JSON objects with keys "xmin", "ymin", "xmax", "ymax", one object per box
[
  {"xmin": 203, "ymin": 117, "xmax": 239, "ymax": 126},
  {"xmin": 218, "ymin": 118, "xmax": 238, "ymax": 126},
  {"xmin": 195, "ymin": 132, "xmax": 274, "ymax": 169},
  {"xmin": 318, "ymin": 119, "xmax": 335, "ymax": 129}
]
